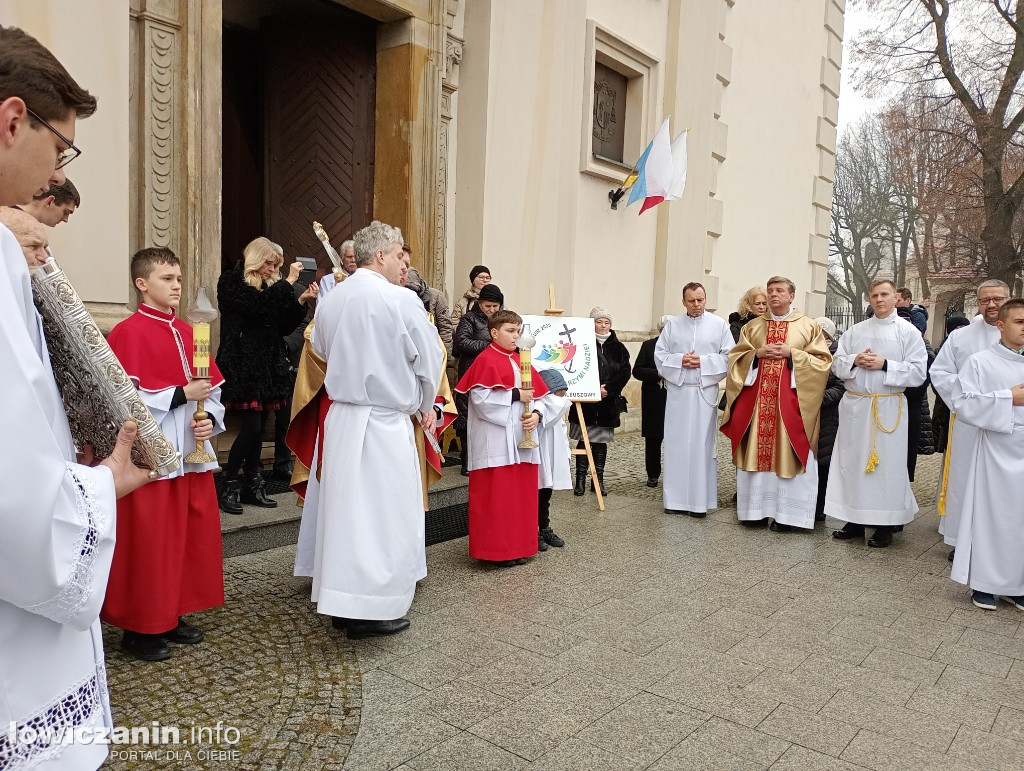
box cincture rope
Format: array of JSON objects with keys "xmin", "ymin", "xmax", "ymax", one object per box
[
  {"xmin": 847, "ymin": 391, "xmax": 903, "ymax": 472},
  {"xmin": 937, "ymin": 412, "xmax": 956, "ymax": 515}
]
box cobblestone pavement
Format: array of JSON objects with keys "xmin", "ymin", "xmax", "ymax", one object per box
[
  {"xmin": 102, "ymin": 547, "xmax": 361, "ymax": 770},
  {"xmin": 102, "ymin": 432, "xmax": 1024, "ymax": 770}
]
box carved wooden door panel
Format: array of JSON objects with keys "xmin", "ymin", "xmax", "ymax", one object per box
[{"xmin": 262, "ymin": 14, "xmax": 376, "ymax": 270}]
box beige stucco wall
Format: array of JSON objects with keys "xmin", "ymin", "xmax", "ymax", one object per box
[
  {"xmin": 453, "ymin": 0, "xmax": 841, "ymax": 335},
  {"xmin": 714, "ymin": 0, "xmax": 840, "ymax": 319},
  {"xmin": 1, "ymin": 0, "xmax": 131, "ymax": 305}
]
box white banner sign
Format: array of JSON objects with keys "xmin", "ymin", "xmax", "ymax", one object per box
[{"xmin": 520, "ymin": 316, "xmax": 601, "ymax": 402}]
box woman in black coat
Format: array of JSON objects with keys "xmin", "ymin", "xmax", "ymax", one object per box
[
  {"xmin": 568, "ymin": 307, "xmax": 631, "ymax": 496},
  {"xmin": 813, "ymin": 318, "xmax": 844, "ymax": 521},
  {"xmin": 728, "ymin": 286, "xmax": 767, "ymax": 342},
  {"xmin": 931, "ymin": 315, "xmax": 970, "ymax": 453},
  {"xmin": 632, "ymin": 315, "xmax": 671, "ymax": 487},
  {"xmin": 452, "ymin": 283, "xmax": 504, "ymax": 474},
  {"xmin": 216, "ymin": 237, "xmax": 315, "ymax": 513}
]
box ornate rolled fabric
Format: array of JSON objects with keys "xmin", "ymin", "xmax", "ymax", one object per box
[{"xmin": 31, "ymin": 257, "xmax": 181, "ymax": 477}]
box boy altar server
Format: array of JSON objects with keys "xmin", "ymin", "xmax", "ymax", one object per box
[
  {"xmin": 535, "ymin": 368, "xmax": 571, "ymax": 551},
  {"xmin": 950, "ymin": 298, "xmax": 1024, "ymax": 611},
  {"xmin": 102, "ymin": 248, "xmax": 226, "ymax": 660},
  {"xmin": 457, "ymin": 310, "xmax": 549, "ymax": 565}
]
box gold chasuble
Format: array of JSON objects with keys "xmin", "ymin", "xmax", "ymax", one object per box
[
  {"xmin": 720, "ymin": 312, "xmax": 831, "ymax": 479},
  {"xmin": 286, "ymin": 320, "xmax": 456, "ymax": 509}
]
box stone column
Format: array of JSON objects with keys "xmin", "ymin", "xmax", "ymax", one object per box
[
  {"xmin": 374, "ymin": 1, "xmax": 446, "ymax": 285},
  {"xmin": 129, "ymin": 0, "xmax": 221, "ymax": 330}
]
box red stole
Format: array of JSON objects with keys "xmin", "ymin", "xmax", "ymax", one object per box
[{"xmin": 455, "ymin": 343, "xmax": 550, "ymax": 397}]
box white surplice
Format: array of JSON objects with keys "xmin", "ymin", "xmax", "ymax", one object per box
[
  {"xmin": 930, "ymin": 315, "xmax": 1000, "ymax": 546},
  {"xmin": 0, "ymin": 226, "xmax": 117, "ymax": 770},
  {"xmin": 950, "ymin": 344, "xmax": 1024, "ymax": 596},
  {"xmin": 535, "ymin": 393, "xmax": 572, "ymax": 490},
  {"xmin": 825, "ymin": 311, "xmax": 927, "ymax": 526},
  {"xmin": 655, "ymin": 312, "xmax": 733, "ymax": 513},
  {"xmin": 464, "ymin": 350, "xmax": 542, "ymax": 471},
  {"xmin": 309, "ymin": 268, "xmax": 442, "ymax": 620},
  {"xmin": 293, "ymin": 437, "xmax": 320, "ymax": 578}
]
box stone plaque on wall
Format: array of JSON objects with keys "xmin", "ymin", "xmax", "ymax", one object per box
[{"xmin": 592, "ymin": 62, "xmax": 627, "ymax": 163}]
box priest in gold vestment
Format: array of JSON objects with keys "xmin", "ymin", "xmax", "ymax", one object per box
[{"xmin": 721, "ymin": 277, "xmax": 832, "ymax": 531}]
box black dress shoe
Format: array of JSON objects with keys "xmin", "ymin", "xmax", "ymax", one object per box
[
  {"xmin": 832, "ymin": 523, "xmax": 865, "ymax": 540},
  {"xmin": 515, "ymin": 557, "xmax": 530, "ymax": 565},
  {"xmin": 868, "ymin": 528, "xmax": 893, "ymax": 548},
  {"xmin": 688, "ymin": 511, "xmax": 708, "ymax": 519},
  {"xmin": 948, "ymin": 548, "xmax": 956, "ymax": 562},
  {"xmin": 646, "ymin": 478, "xmax": 659, "ymax": 488},
  {"xmin": 665, "ymin": 509, "xmax": 689, "ymax": 516},
  {"xmin": 541, "ymin": 527, "xmax": 565, "ymax": 547},
  {"xmin": 162, "ymin": 617, "xmax": 204, "ymax": 644},
  {"xmin": 122, "ymin": 631, "xmax": 172, "ymax": 662},
  {"xmin": 331, "ymin": 616, "xmax": 348, "ymax": 630},
  {"xmin": 270, "ymin": 465, "xmax": 293, "ymax": 482},
  {"xmin": 814, "ymin": 512, "xmax": 826, "ymax": 522},
  {"xmin": 538, "ymin": 534, "xmax": 550, "ymax": 552},
  {"xmin": 740, "ymin": 519, "xmax": 768, "ymax": 528},
  {"xmin": 495, "ymin": 559, "xmax": 519, "ymax": 567},
  {"xmin": 346, "ymin": 618, "xmax": 411, "ymax": 640},
  {"xmin": 769, "ymin": 521, "xmax": 792, "ymax": 533}
]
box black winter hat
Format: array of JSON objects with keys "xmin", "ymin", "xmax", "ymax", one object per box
[
  {"xmin": 469, "ymin": 265, "xmax": 491, "ymax": 282},
  {"xmin": 478, "ymin": 283, "xmax": 504, "ymax": 305}
]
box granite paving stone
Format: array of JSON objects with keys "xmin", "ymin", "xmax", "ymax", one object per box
[
  {"xmin": 819, "ymin": 688, "xmax": 960, "ymax": 752},
  {"xmin": 756, "ymin": 702, "xmax": 859, "ymax": 758}
]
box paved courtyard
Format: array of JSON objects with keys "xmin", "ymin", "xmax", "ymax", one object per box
[{"xmin": 103, "ymin": 434, "xmax": 1024, "ymax": 770}]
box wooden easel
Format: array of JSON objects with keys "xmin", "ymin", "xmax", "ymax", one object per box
[{"xmin": 544, "ymin": 284, "xmax": 605, "ymax": 512}]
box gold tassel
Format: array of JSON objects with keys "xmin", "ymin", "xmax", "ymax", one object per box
[{"xmin": 865, "ymin": 449, "xmax": 879, "ymax": 473}]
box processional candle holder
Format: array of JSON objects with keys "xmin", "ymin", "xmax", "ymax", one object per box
[
  {"xmin": 517, "ymin": 324, "xmax": 539, "ymax": 450},
  {"xmin": 183, "ymin": 287, "xmax": 219, "ymax": 464}
]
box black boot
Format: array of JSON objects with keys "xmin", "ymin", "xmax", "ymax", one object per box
[
  {"xmin": 460, "ymin": 444, "xmax": 469, "ymax": 477},
  {"xmin": 241, "ymin": 470, "xmax": 278, "ymax": 508},
  {"xmin": 573, "ymin": 454, "xmax": 588, "ymax": 496},
  {"xmin": 218, "ymin": 477, "xmax": 243, "ymax": 515},
  {"xmin": 591, "ymin": 443, "xmax": 608, "ymax": 496}
]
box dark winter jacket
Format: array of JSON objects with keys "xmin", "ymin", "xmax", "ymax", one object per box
[
  {"xmin": 569, "ymin": 330, "xmax": 631, "ymax": 429},
  {"xmin": 728, "ymin": 311, "xmax": 758, "ymax": 343},
  {"xmin": 816, "ymin": 338, "xmax": 844, "ymax": 464},
  {"xmin": 905, "ymin": 337, "xmax": 936, "ymax": 480},
  {"xmin": 908, "ymin": 304, "xmax": 929, "ymax": 334},
  {"xmin": 406, "ymin": 268, "xmax": 454, "ymax": 357},
  {"xmin": 453, "ymin": 305, "xmax": 494, "ymax": 435},
  {"xmin": 216, "ymin": 264, "xmax": 307, "ymax": 408},
  {"xmin": 632, "ymin": 336, "xmax": 666, "ymax": 440}
]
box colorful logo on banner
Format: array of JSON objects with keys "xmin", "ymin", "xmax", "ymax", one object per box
[{"xmin": 521, "ymin": 316, "xmax": 600, "ymax": 402}]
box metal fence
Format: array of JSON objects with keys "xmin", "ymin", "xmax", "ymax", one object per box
[{"xmin": 823, "ymin": 307, "xmax": 864, "ymax": 335}]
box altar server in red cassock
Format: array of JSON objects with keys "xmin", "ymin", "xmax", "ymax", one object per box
[
  {"xmin": 456, "ymin": 309, "xmax": 549, "ymax": 565},
  {"xmin": 102, "ymin": 247, "xmax": 226, "ymax": 661}
]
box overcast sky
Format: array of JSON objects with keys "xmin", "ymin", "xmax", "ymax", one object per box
[{"xmin": 837, "ymin": 2, "xmax": 876, "ymax": 135}]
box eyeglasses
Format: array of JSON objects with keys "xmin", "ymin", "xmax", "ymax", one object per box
[
  {"xmin": 978, "ymin": 297, "xmax": 1008, "ymax": 305},
  {"xmin": 25, "ymin": 108, "xmax": 81, "ymax": 169}
]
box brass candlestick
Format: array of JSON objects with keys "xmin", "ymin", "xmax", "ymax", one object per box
[
  {"xmin": 517, "ymin": 324, "xmax": 539, "ymax": 450},
  {"xmin": 184, "ymin": 288, "xmax": 218, "ymax": 464}
]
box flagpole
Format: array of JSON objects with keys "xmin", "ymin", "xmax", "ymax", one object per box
[{"xmin": 608, "ymin": 161, "xmax": 638, "ymax": 210}]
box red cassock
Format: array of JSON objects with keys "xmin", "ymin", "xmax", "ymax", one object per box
[
  {"xmin": 101, "ymin": 304, "xmax": 225, "ymax": 634},
  {"xmin": 456, "ymin": 344, "xmax": 549, "ymax": 561}
]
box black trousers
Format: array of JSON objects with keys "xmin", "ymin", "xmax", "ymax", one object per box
[
  {"xmin": 816, "ymin": 458, "xmax": 830, "ymax": 517},
  {"xmin": 274, "ymin": 401, "xmax": 292, "ymax": 471},
  {"xmin": 225, "ymin": 409, "xmax": 271, "ymax": 478},
  {"xmin": 645, "ymin": 436, "xmax": 663, "ymax": 480},
  {"xmin": 538, "ymin": 487, "xmax": 552, "ymax": 531}
]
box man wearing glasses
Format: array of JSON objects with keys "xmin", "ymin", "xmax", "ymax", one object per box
[
  {"xmin": 0, "ymin": 24, "xmax": 150, "ymax": 771},
  {"xmin": 930, "ymin": 280, "xmax": 1010, "ymax": 560}
]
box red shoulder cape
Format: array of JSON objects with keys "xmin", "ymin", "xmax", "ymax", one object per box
[
  {"xmin": 455, "ymin": 344, "xmax": 550, "ymax": 397},
  {"xmin": 107, "ymin": 304, "xmax": 225, "ymax": 391}
]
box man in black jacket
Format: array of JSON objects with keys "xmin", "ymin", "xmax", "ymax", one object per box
[{"xmin": 813, "ymin": 317, "xmax": 844, "ymax": 522}]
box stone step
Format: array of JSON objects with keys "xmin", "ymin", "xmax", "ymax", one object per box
[{"xmin": 220, "ymin": 465, "xmax": 469, "ymax": 558}]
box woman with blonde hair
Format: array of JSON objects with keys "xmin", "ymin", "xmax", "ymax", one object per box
[
  {"xmin": 728, "ymin": 286, "xmax": 768, "ymax": 342},
  {"xmin": 216, "ymin": 237, "xmax": 317, "ymax": 513}
]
